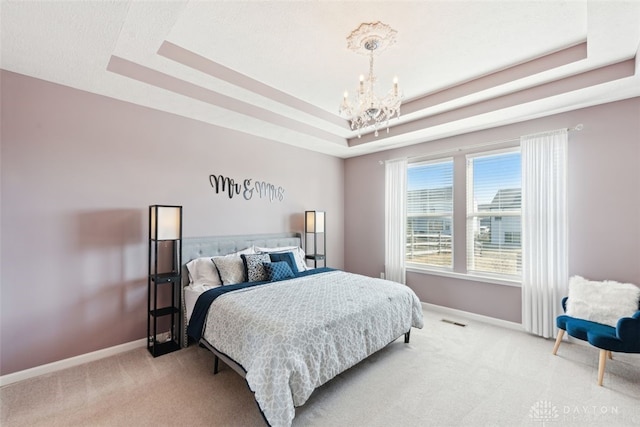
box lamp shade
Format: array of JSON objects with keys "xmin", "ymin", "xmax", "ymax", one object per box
[
  {"xmin": 305, "ymin": 210, "xmax": 325, "ymax": 233},
  {"xmin": 150, "ymin": 205, "xmax": 182, "ymax": 240}
]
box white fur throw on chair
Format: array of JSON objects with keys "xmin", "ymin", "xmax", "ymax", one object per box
[{"xmin": 566, "ymin": 276, "xmax": 640, "ymax": 327}]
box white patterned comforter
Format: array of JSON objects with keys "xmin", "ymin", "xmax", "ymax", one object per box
[{"xmin": 202, "ymin": 270, "xmax": 424, "ymax": 427}]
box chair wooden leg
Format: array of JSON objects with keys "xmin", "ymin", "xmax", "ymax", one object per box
[
  {"xmin": 552, "ymin": 329, "xmax": 565, "ymax": 355},
  {"xmin": 598, "ymin": 349, "xmax": 607, "ymax": 386},
  {"xmin": 607, "ymin": 350, "xmax": 613, "ymax": 360}
]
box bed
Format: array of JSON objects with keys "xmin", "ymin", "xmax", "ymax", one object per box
[{"xmin": 181, "ymin": 233, "xmax": 424, "ymax": 427}]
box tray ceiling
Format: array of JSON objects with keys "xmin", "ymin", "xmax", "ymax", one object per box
[{"xmin": 2, "ymin": 1, "xmax": 639, "ymax": 158}]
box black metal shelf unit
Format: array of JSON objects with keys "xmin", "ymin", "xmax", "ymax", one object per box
[
  {"xmin": 147, "ymin": 205, "xmax": 182, "ymax": 357},
  {"xmin": 305, "ymin": 210, "xmax": 326, "ymax": 268}
]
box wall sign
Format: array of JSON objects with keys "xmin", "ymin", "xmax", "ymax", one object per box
[{"xmin": 209, "ymin": 174, "xmax": 285, "ymax": 202}]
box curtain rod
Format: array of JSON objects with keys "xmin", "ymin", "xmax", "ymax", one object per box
[{"xmin": 380, "ymin": 124, "xmax": 583, "ymax": 165}]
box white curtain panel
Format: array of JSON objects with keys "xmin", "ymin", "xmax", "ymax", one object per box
[
  {"xmin": 385, "ymin": 158, "xmax": 408, "ymax": 284},
  {"xmin": 521, "ymin": 129, "xmax": 569, "ymax": 338}
]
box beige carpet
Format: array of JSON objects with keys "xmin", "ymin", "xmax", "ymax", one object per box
[{"xmin": 2, "ymin": 309, "xmax": 639, "ymax": 426}]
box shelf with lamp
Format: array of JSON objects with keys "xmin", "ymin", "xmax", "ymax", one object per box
[
  {"xmin": 147, "ymin": 204, "xmax": 182, "ymax": 357},
  {"xmin": 305, "ymin": 210, "xmax": 326, "ymax": 268}
]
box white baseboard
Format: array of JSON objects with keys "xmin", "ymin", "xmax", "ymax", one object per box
[
  {"xmin": 422, "ymin": 302, "xmax": 524, "ymax": 331},
  {"xmin": 0, "ymin": 305, "xmax": 531, "ymax": 387},
  {"xmin": 0, "ymin": 338, "xmax": 146, "ymax": 387},
  {"xmin": 421, "ymin": 303, "xmax": 606, "ymax": 347}
]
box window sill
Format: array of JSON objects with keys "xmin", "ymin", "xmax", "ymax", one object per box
[{"xmin": 406, "ymin": 265, "xmax": 521, "ymax": 287}]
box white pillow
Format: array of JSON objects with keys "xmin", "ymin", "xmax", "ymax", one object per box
[
  {"xmin": 235, "ymin": 246, "xmax": 256, "ymax": 255},
  {"xmin": 188, "ymin": 247, "xmax": 254, "ymax": 286},
  {"xmin": 186, "ymin": 257, "xmax": 221, "ymax": 287},
  {"xmin": 566, "ymin": 276, "xmax": 640, "ymax": 327},
  {"xmin": 254, "ymin": 245, "xmax": 308, "ymax": 272},
  {"xmin": 212, "ymin": 254, "xmax": 246, "ymax": 284}
]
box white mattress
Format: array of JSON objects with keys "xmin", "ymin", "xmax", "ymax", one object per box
[{"xmin": 184, "ymin": 284, "xmax": 219, "ymax": 324}]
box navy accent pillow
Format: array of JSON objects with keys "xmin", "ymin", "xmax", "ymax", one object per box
[
  {"xmin": 263, "ymin": 261, "xmax": 295, "ymax": 282},
  {"xmin": 268, "ymin": 252, "xmax": 299, "ymax": 274}
]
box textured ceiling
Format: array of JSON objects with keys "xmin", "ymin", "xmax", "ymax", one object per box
[{"xmin": 1, "ymin": 1, "xmax": 639, "ymax": 158}]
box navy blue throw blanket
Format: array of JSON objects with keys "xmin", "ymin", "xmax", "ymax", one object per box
[{"xmin": 187, "ymin": 267, "xmax": 334, "ymax": 342}]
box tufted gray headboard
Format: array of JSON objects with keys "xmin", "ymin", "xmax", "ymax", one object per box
[
  {"xmin": 179, "ymin": 232, "xmax": 302, "ymax": 346},
  {"xmin": 181, "ymin": 232, "xmax": 302, "ymax": 285}
]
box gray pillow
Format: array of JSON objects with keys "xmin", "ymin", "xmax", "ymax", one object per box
[{"xmin": 212, "ymin": 255, "xmax": 245, "ymax": 285}]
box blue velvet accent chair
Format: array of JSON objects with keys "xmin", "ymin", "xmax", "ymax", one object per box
[{"xmin": 552, "ymin": 296, "xmax": 640, "ymax": 386}]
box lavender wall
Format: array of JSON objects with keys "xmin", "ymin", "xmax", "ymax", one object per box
[
  {"xmin": 0, "ymin": 70, "xmax": 345, "ymax": 375},
  {"xmin": 345, "ymin": 97, "xmax": 640, "ymax": 323}
]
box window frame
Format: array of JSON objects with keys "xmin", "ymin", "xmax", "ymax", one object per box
[
  {"xmin": 465, "ymin": 147, "xmax": 522, "ymax": 281},
  {"xmin": 405, "ymin": 157, "xmax": 454, "ymax": 272},
  {"xmin": 403, "ymin": 144, "xmax": 523, "ymax": 286}
]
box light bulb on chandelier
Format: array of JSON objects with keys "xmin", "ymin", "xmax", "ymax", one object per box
[{"xmin": 339, "ymin": 22, "xmax": 403, "ymax": 138}]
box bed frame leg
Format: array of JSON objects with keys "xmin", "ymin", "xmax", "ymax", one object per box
[
  {"xmin": 404, "ymin": 331, "xmax": 411, "ymax": 343},
  {"xmin": 214, "ymin": 355, "xmax": 219, "ymax": 375}
]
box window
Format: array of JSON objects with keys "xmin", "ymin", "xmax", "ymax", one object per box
[
  {"xmin": 466, "ymin": 149, "xmax": 521, "ymax": 277},
  {"xmin": 404, "ymin": 146, "xmax": 521, "ymax": 282},
  {"xmin": 406, "ymin": 159, "xmax": 453, "ymax": 269}
]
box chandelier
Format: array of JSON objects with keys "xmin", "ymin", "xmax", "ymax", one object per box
[{"xmin": 339, "ymin": 22, "xmax": 402, "ymax": 138}]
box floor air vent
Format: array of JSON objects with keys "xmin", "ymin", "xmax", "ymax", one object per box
[{"xmin": 441, "ymin": 318, "xmax": 467, "ymax": 327}]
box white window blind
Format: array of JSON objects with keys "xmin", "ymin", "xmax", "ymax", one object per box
[
  {"xmin": 466, "ymin": 149, "xmax": 522, "ymax": 277},
  {"xmin": 406, "ymin": 159, "xmax": 454, "ymax": 269}
]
